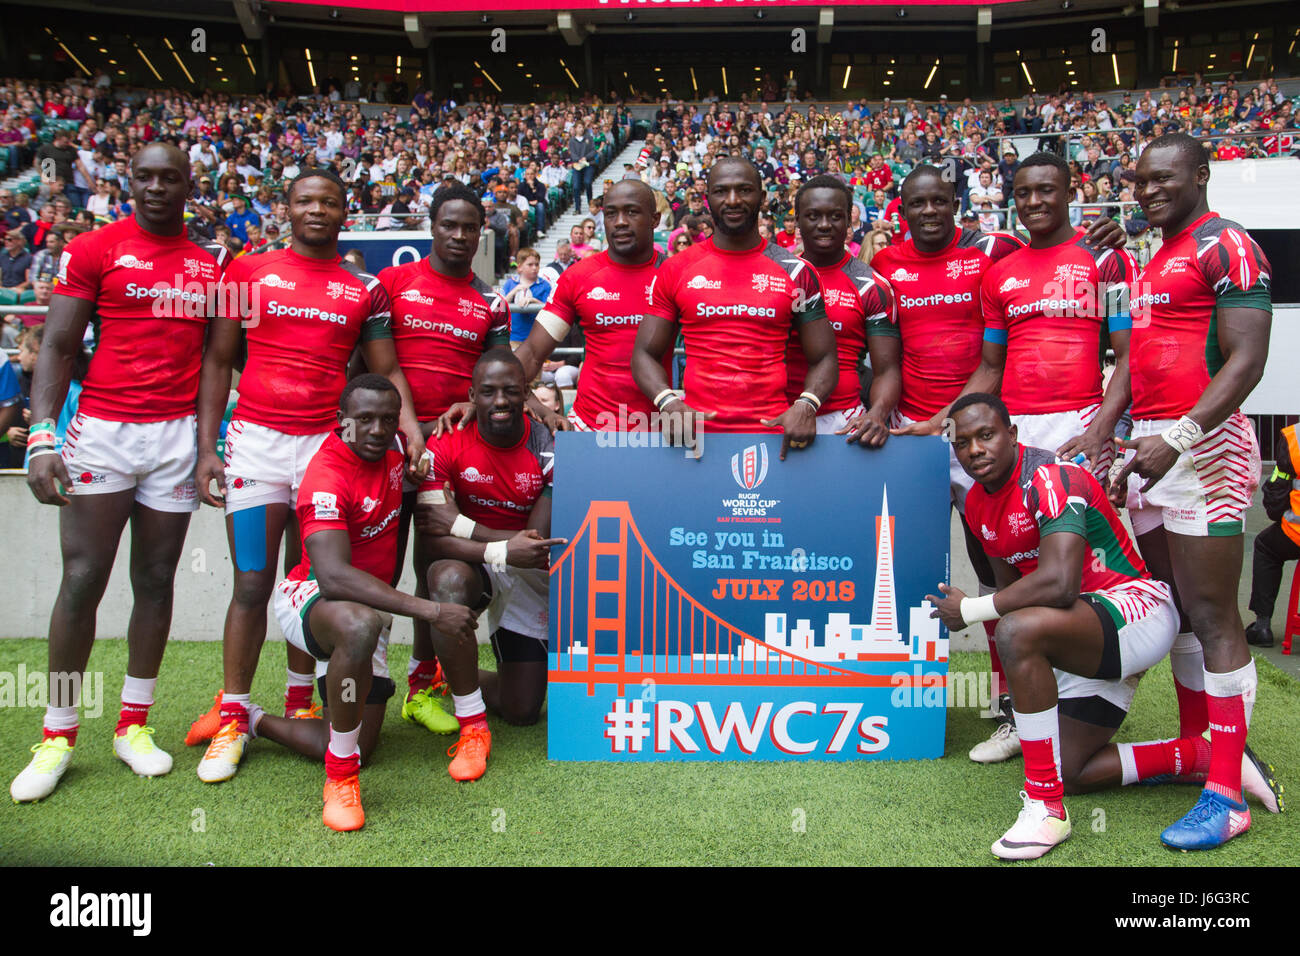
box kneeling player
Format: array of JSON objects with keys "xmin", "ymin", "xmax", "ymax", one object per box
[
  {"xmin": 273, "ymin": 375, "xmax": 476, "ymax": 830},
  {"xmin": 416, "ymin": 349, "xmax": 564, "ymax": 782},
  {"xmin": 928, "ymin": 394, "xmax": 1280, "ymax": 859}
]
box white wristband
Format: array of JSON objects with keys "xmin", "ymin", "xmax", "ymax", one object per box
[
  {"xmin": 960, "ymin": 594, "xmax": 1001, "ymax": 625},
  {"xmin": 417, "ymin": 488, "xmax": 446, "ymax": 505},
  {"xmin": 451, "ymin": 514, "xmax": 477, "ymax": 539},
  {"xmin": 1160, "ymin": 415, "xmax": 1204, "ymax": 455},
  {"xmin": 484, "ymin": 539, "xmax": 509, "ymax": 571},
  {"xmin": 27, "ymin": 447, "xmax": 61, "ymax": 460}
]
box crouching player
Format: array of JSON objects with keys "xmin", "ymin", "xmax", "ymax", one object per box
[
  {"xmin": 273, "ymin": 374, "xmax": 477, "ymax": 830},
  {"xmin": 416, "ymin": 349, "xmax": 564, "ymax": 782},
  {"xmin": 928, "ymin": 394, "xmax": 1280, "ymax": 859}
]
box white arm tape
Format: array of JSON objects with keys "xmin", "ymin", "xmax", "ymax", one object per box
[
  {"xmin": 1160, "ymin": 415, "xmax": 1204, "ymax": 455},
  {"xmin": 484, "ymin": 539, "xmax": 509, "ymax": 571},
  {"xmin": 960, "ymin": 593, "xmax": 1001, "ymax": 625},
  {"xmin": 416, "ymin": 488, "xmax": 447, "ymax": 506},
  {"xmin": 451, "ymin": 514, "xmax": 477, "ymax": 539},
  {"xmin": 535, "ymin": 309, "xmax": 572, "ymax": 342}
]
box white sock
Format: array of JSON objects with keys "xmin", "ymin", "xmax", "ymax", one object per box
[
  {"xmin": 224, "ymin": 692, "xmax": 251, "ymax": 713},
  {"xmin": 1013, "ymin": 705, "xmax": 1062, "ymax": 780},
  {"xmin": 452, "ymin": 688, "xmax": 485, "ymax": 719},
  {"xmin": 1115, "ymin": 743, "xmax": 1137, "ymax": 785},
  {"xmin": 1170, "ymin": 632, "xmax": 1204, "ymax": 691},
  {"xmin": 328, "ymin": 722, "xmax": 362, "ymax": 759},
  {"xmin": 286, "ymin": 668, "xmax": 315, "ymax": 688},
  {"xmin": 43, "ymin": 705, "xmax": 78, "ymax": 733},
  {"xmin": 120, "ymin": 674, "xmax": 157, "ymax": 706},
  {"xmin": 246, "ymin": 702, "xmax": 265, "ymax": 738},
  {"xmin": 407, "ymin": 656, "xmax": 427, "ymax": 677},
  {"xmin": 1205, "ymin": 659, "xmax": 1258, "ymax": 728}
]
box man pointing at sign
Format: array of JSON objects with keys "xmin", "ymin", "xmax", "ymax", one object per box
[{"xmin": 632, "ymin": 156, "xmax": 837, "ymax": 459}]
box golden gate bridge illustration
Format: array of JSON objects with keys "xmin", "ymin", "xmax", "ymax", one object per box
[{"xmin": 550, "ymin": 487, "xmax": 948, "ymax": 696}]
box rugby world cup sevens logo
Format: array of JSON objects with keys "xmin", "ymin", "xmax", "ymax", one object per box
[{"xmin": 731, "ymin": 443, "xmax": 769, "ymax": 491}]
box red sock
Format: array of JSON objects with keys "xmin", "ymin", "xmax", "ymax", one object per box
[
  {"xmin": 456, "ymin": 711, "xmax": 488, "ymax": 731},
  {"xmin": 407, "ymin": 659, "xmax": 441, "ymax": 700},
  {"xmin": 324, "ymin": 748, "xmax": 360, "ymax": 782},
  {"xmin": 1020, "ymin": 736, "xmax": 1065, "ymax": 810},
  {"xmin": 115, "ymin": 701, "xmax": 150, "ymax": 736},
  {"xmin": 1205, "ymin": 691, "xmax": 1247, "ymax": 801},
  {"xmin": 1131, "ymin": 736, "xmax": 1212, "ymax": 781},
  {"xmin": 220, "ymin": 699, "xmax": 250, "ymax": 735},
  {"xmin": 1174, "ymin": 678, "xmax": 1209, "ymax": 738},
  {"xmin": 284, "ymin": 682, "xmax": 314, "ymax": 716},
  {"xmin": 985, "ymin": 624, "xmax": 1005, "ymax": 697},
  {"xmin": 44, "ymin": 726, "xmax": 78, "ymax": 747}
]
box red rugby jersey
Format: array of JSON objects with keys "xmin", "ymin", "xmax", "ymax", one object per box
[
  {"xmin": 289, "ymin": 432, "xmax": 406, "ymax": 585},
  {"xmin": 537, "ymin": 249, "xmax": 668, "ymax": 430},
  {"xmin": 224, "ymin": 248, "xmax": 392, "ymax": 435},
  {"xmin": 964, "ymin": 444, "xmax": 1153, "ymax": 592},
  {"xmin": 1130, "ymin": 212, "xmax": 1272, "ymax": 420},
  {"xmin": 785, "ymin": 253, "xmax": 897, "ymax": 413},
  {"xmin": 871, "ymin": 230, "xmax": 1023, "ymax": 422},
  {"xmin": 424, "ymin": 418, "xmax": 553, "ymax": 532},
  {"xmin": 378, "ymin": 258, "xmax": 510, "ymax": 421},
  {"xmin": 54, "ymin": 217, "xmax": 229, "ymax": 422},
  {"xmin": 980, "ymin": 231, "xmax": 1137, "ymax": 415},
  {"xmin": 645, "ymin": 238, "xmax": 826, "ymax": 433}
]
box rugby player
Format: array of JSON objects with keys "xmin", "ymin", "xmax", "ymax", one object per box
[
  {"xmin": 631, "ymin": 156, "xmax": 836, "ymax": 459},
  {"xmin": 981, "ymin": 150, "xmax": 1136, "ymax": 485},
  {"xmin": 512, "ymin": 179, "xmax": 670, "ymax": 433},
  {"xmin": 1111, "ymin": 133, "xmax": 1275, "ymax": 850},
  {"xmin": 416, "ymin": 350, "xmax": 563, "ymax": 782},
  {"xmin": 871, "ymin": 163, "xmax": 1127, "ymax": 763},
  {"xmin": 190, "ymin": 168, "xmax": 428, "ymax": 784},
  {"xmin": 12, "ymin": 143, "xmax": 230, "ymax": 802},
  {"xmin": 267, "ymin": 375, "xmax": 477, "ymax": 830},
  {"xmin": 377, "ymin": 181, "xmax": 511, "ymax": 737},
  {"xmin": 784, "ymin": 174, "xmax": 898, "ymax": 442},
  {"xmin": 928, "ymin": 395, "xmax": 1279, "ymax": 860}
]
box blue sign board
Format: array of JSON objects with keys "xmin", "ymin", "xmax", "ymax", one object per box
[
  {"xmin": 548, "ymin": 432, "xmax": 952, "ymax": 761},
  {"xmin": 337, "ymin": 231, "xmax": 430, "ymax": 275}
]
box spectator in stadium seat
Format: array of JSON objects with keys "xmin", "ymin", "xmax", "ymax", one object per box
[
  {"xmin": 502, "ymin": 248, "xmax": 551, "ymax": 318},
  {"xmin": 1, "ymin": 231, "xmax": 31, "ymax": 290},
  {"xmin": 568, "ymin": 223, "xmax": 595, "ymax": 260}
]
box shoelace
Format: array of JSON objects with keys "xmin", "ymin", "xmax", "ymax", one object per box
[
  {"xmin": 1180, "ymin": 793, "xmax": 1220, "ymax": 826},
  {"xmin": 124, "ymin": 725, "xmax": 158, "ymax": 752},
  {"xmin": 327, "ymin": 775, "xmax": 361, "ymax": 807},
  {"xmin": 293, "ymin": 702, "xmax": 323, "ymax": 720},
  {"xmin": 991, "ymin": 722, "xmax": 1015, "ymax": 740},
  {"xmin": 447, "ymin": 727, "xmax": 488, "ymax": 759},
  {"xmin": 206, "ymin": 722, "xmax": 240, "ymax": 757},
  {"xmin": 30, "ymin": 739, "xmax": 71, "ymax": 771}
]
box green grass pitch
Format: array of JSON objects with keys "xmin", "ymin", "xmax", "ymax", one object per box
[{"xmin": 0, "ymin": 639, "xmax": 1295, "ymax": 866}]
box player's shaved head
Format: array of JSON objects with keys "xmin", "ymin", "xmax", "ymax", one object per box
[
  {"xmin": 950, "ymin": 391, "xmax": 1011, "ymax": 427},
  {"xmin": 607, "ymin": 178, "xmax": 655, "ymax": 213},
  {"xmin": 707, "ymin": 155, "xmax": 761, "ymax": 191},
  {"xmin": 473, "ymin": 346, "xmax": 525, "ymax": 383},
  {"xmin": 131, "ymin": 142, "xmax": 190, "ymax": 177},
  {"xmin": 901, "ymin": 163, "xmax": 954, "ymax": 200},
  {"xmin": 1144, "ymin": 132, "xmax": 1210, "ymax": 172}
]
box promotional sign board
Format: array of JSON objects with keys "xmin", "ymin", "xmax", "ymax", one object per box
[
  {"xmin": 548, "ymin": 432, "xmax": 951, "ymax": 762},
  {"xmin": 337, "ymin": 231, "xmax": 430, "ymax": 276}
]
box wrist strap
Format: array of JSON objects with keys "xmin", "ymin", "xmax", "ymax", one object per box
[
  {"xmin": 795, "ymin": 396, "xmax": 820, "ymax": 414},
  {"xmin": 484, "ymin": 539, "xmax": 509, "ymax": 571},
  {"xmin": 653, "ymin": 388, "xmax": 677, "ymax": 411},
  {"xmin": 451, "ymin": 514, "xmax": 477, "ymax": 539},
  {"xmin": 798, "ymin": 391, "xmax": 823, "ymax": 412},
  {"xmin": 417, "ymin": 487, "xmax": 446, "ymax": 505},
  {"xmin": 27, "ymin": 447, "xmax": 61, "ymax": 461},
  {"xmin": 1160, "ymin": 416, "xmax": 1204, "ymax": 455},
  {"xmin": 960, "ymin": 593, "xmax": 1001, "ymax": 625}
]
